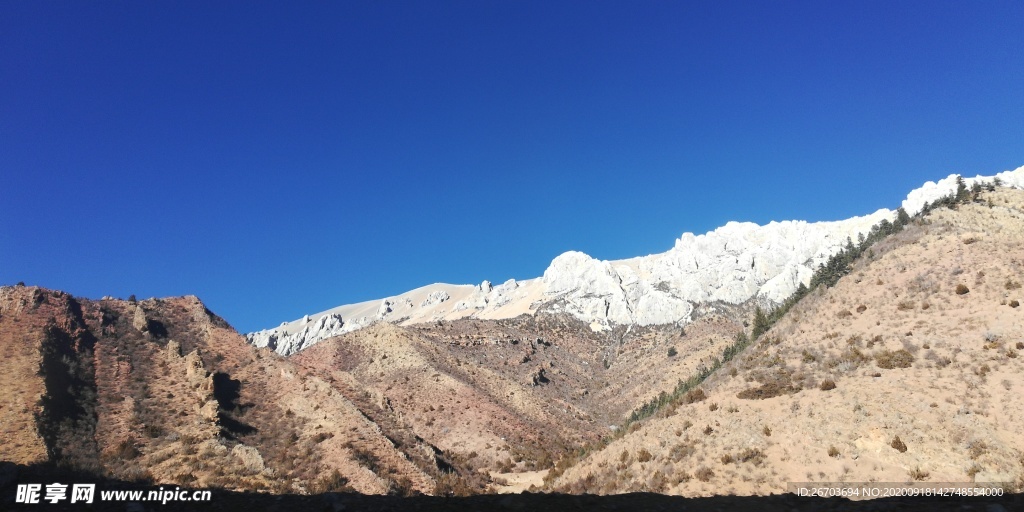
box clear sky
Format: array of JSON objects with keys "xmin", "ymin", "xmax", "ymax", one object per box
[{"xmin": 2, "ymin": 1, "xmax": 1022, "ymax": 332}]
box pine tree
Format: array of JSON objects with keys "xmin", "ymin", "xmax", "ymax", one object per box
[
  {"xmin": 895, "ymin": 207, "xmax": 910, "ymax": 228},
  {"xmin": 752, "ymin": 306, "xmax": 770, "ymax": 339},
  {"xmin": 955, "ymin": 176, "xmax": 969, "ymax": 203}
]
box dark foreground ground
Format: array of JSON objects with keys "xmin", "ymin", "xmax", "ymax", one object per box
[{"xmin": 2, "ymin": 463, "xmax": 1019, "ymax": 512}]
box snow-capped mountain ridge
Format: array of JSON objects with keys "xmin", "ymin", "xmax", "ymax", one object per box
[{"xmin": 248, "ymin": 166, "xmax": 1024, "ymax": 355}]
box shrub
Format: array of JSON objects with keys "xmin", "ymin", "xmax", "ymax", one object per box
[
  {"xmin": 875, "ymin": 349, "xmax": 914, "ymax": 369},
  {"xmin": 737, "ymin": 377, "xmax": 798, "ymax": 400},
  {"xmin": 820, "ymin": 379, "xmax": 836, "ymax": 391},
  {"xmin": 955, "ymin": 284, "xmax": 969, "ymax": 295},
  {"xmin": 891, "ymin": 436, "xmax": 908, "ymax": 453},
  {"xmin": 703, "ymin": 425, "xmax": 714, "ymax": 436},
  {"xmin": 667, "ymin": 346, "xmax": 678, "ymax": 357},
  {"xmin": 736, "ymin": 448, "xmax": 766, "ymax": 465},
  {"xmin": 1006, "ymin": 278, "xmax": 1021, "ymax": 290},
  {"xmin": 351, "ymin": 447, "xmax": 382, "ymax": 473},
  {"xmin": 669, "ymin": 471, "xmax": 692, "ymax": 486},
  {"xmin": 636, "ymin": 449, "xmax": 652, "ymax": 463},
  {"xmin": 683, "ymin": 388, "xmax": 706, "ymax": 404},
  {"xmin": 762, "ymin": 425, "xmax": 772, "ymax": 437},
  {"xmin": 110, "ymin": 439, "xmax": 141, "ymax": 460},
  {"xmin": 694, "ymin": 467, "xmax": 714, "ymax": 482},
  {"xmin": 647, "ymin": 470, "xmax": 668, "ymax": 493},
  {"xmin": 909, "ymin": 467, "xmax": 930, "ymax": 481},
  {"xmin": 968, "ymin": 440, "xmax": 987, "ymax": 459},
  {"xmin": 828, "ymin": 446, "xmax": 840, "ymax": 458},
  {"xmin": 720, "ymin": 453, "xmax": 734, "ymax": 464},
  {"xmin": 708, "ymin": 402, "xmax": 718, "ymax": 411},
  {"xmin": 839, "ymin": 346, "xmax": 871, "ymax": 366},
  {"xmin": 669, "ymin": 441, "xmax": 696, "ymax": 461},
  {"xmin": 310, "ymin": 469, "xmax": 353, "ymax": 494},
  {"xmin": 1010, "ymin": 300, "xmax": 1020, "ymax": 308},
  {"xmin": 433, "ymin": 473, "xmax": 474, "ymax": 497}
]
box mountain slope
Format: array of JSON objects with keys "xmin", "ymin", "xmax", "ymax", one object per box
[
  {"xmin": 0, "ymin": 288, "xmax": 482, "ymax": 495},
  {"xmin": 249, "ymin": 167, "xmax": 1024, "ymax": 356},
  {"xmin": 549, "ymin": 186, "xmax": 1024, "ymax": 495},
  {"xmin": 0, "ymin": 284, "xmax": 759, "ymax": 496}
]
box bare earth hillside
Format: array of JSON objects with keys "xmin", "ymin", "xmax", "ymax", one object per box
[
  {"xmin": 550, "ymin": 187, "xmax": 1024, "ymax": 496},
  {"xmin": 0, "ymin": 289, "xmax": 476, "ymax": 495},
  {"xmin": 0, "ymin": 284, "xmax": 744, "ymax": 498}
]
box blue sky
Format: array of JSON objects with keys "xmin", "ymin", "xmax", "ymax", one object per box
[{"xmin": 2, "ymin": 1, "xmax": 1022, "ymax": 332}]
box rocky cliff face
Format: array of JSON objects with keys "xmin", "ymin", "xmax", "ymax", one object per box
[
  {"xmin": 248, "ymin": 167, "xmax": 1024, "ymax": 356},
  {"xmin": 0, "ymin": 287, "xmax": 487, "ymax": 495}
]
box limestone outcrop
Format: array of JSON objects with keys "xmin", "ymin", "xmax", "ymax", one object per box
[{"xmin": 247, "ymin": 167, "xmax": 1024, "ymax": 355}]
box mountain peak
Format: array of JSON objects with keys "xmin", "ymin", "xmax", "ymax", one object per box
[{"xmin": 248, "ymin": 165, "xmax": 1024, "ymax": 355}]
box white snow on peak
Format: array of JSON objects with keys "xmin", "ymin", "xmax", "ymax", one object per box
[{"xmin": 247, "ymin": 165, "xmax": 1024, "ymax": 355}]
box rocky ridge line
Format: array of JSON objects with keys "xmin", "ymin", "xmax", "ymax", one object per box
[{"xmin": 248, "ymin": 167, "xmax": 1024, "ymax": 356}]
